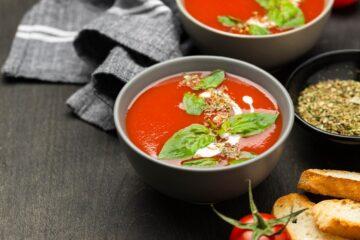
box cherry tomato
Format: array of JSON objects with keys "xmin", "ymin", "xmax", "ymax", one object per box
[
  {"xmin": 229, "ymin": 214, "xmax": 290, "ymax": 240},
  {"xmin": 212, "ymin": 181, "xmax": 305, "ymax": 240},
  {"xmin": 333, "ymin": 0, "xmax": 358, "ymax": 8}
]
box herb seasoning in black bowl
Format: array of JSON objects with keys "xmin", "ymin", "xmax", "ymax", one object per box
[{"xmin": 286, "ymin": 49, "xmax": 360, "ymax": 145}]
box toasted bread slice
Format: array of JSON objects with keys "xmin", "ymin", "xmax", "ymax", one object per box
[
  {"xmin": 298, "ymin": 169, "xmax": 360, "ymax": 201},
  {"xmin": 312, "ymin": 199, "xmax": 360, "ymax": 239},
  {"xmin": 273, "ymin": 193, "xmax": 347, "ymax": 240}
]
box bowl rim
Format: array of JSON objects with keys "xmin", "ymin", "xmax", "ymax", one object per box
[
  {"xmin": 286, "ymin": 49, "xmax": 360, "ymax": 141},
  {"xmin": 114, "ymin": 56, "xmax": 294, "ymax": 172},
  {"xmin": 175, "ymin": 0, "xmax": 334, "ymax": 39}
]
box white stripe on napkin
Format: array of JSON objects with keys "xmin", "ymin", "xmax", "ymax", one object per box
[
  {"xmin": 18, "ymin": 25, "xmax": 78, "ymax": 37},
  {"xmin": 15, "ymin": 24, "xmax": 77, "ymax": 43},
  {"xmin": 15, "ymin": 32, "xmax": 75, "ymax": 43}
]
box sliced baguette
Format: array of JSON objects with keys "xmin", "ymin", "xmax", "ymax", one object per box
[
  {"xmin": 298, "ymin": 169, "xmax": 360, "ymax": 202},
  {"xmin": 272, "ymin": 193, "xmax": 347, "ymax": 240},
  {"xmin": 312, "ymin": 199, "xmax": 360, "ymax": 239}
]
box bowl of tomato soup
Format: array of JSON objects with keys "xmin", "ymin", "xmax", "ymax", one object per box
[
  {"xmin": 114, "ymin": 56, "xmax": 294, "ymax": 203},
  {"xmin": 176, "ymin": 0, "xmax": 333, "ymax": 69}
]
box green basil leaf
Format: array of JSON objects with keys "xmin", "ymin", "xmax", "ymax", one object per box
[
  {"xmin": 182, "ymin": 158, "xmax": 218, "ymax": 167},
  {"xmin": 219, "ymin": 112, "xmax": 279, "ymax": 137},
  {"xmin": 256, "ymin": 0, "xmax": 270, "ymax": 9},
  {"xmin": 248, "ymin": 24, "xmax": 270, "ymax": 35},
  {"xmin": 159, "ymin": 124, "xmax": 216, "ymax": 160},
  {"xmin": 229, "ymin": 152, "xmax": 258, "ymax": 165},
  {"xmin": 183, "ymin": 92, "xmax": 207, "ymax": 116},
  {"xmin": 268, "ymin": 1, "xmax": 304, "ymax": 28},
  {"xmin": 193, "ymin": 70, "xmax": 226, "ymax": 90},
  {"xmin": 279, "ymin": 6, "xmax": 305, "ymax": 28},
  {"xmin": 256, "ymin": 0, "xmax": 305, "ymax": 29},
  {"xmin": 229, "ymin": 159, "xmax": 246, "ymax": 165},
  {"xmin": 218, "ymin": 16, "xmax": 244, "ymax": 28}
]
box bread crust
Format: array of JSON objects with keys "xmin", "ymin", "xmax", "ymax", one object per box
[
  {"xmin": 273, "ymin": 193, "xmax": 313, "ymax": 240},
  {"xmin": 312, "ymin": 199, "xmax": 360, "ymax": 240},
  {"xmin": 297, "ymin": 169, "xmax": 360, "ymax": 201},
  {"xmin": 273, "ymin": 193, "xmax": 314, "ymax": 209},
  {"xmin": 273, "ymin": 194, "xmax": 347, "ymax": 240}
]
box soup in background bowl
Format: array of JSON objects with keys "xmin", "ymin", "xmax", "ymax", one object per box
[
  {"xmin": 184, "ymin": 0, "xmax": 325, "ymax": 36},
  {"xmin": 114, "ymin": 56, "xmax": 294, "ymax": 203},
  {"xmin": 176, "ymin": 0, "xmax": 334, "ymax": 68}
]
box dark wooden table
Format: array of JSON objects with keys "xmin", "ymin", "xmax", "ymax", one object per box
[{"xmin": 0, "ymin": 1, "xmax": 359, "ymax": 239}]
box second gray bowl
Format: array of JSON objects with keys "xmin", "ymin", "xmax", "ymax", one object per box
[
  {"xmin": 176, "ymin": 0, "xmax": 334, "ymax": 69},
  {"xmin": 114, "ymin": 56, "xmax": 294, "ymax": 203}
]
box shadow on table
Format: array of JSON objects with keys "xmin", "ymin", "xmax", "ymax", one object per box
[
  {"xmin": 291, "ymin": 124, "xmax": 360, "ymax": 171},
  {"xmin": 332, "ymin": 3, "xmax": 360, "ymax": 17},
  {"xmin": 106, "ymin": 182, "xmax": 230, "ymax": 239}
]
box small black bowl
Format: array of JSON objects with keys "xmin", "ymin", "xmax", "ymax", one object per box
[{"xmin": 286, "ymin": 49, "xmax": 360, "ymax": 145}]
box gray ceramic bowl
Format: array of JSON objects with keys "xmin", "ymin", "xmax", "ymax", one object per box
[
  {"xmin": 176, "ymin": 0, "xmax": 334, "ymax": 69},
  {"xmin": 114, "ymin": 56, "xmax": 294, "ymax": 203}
]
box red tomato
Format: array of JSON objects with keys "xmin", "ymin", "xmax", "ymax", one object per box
[
  {"xmin": 230, "ymin": 214, "xmax": 290, "ymax": 240},
  {"xmin": 333, "ymin": 0, "xmax": 358, "ymax": 8}
]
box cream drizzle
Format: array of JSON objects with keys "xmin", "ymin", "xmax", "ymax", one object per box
[
  {"xmin": 225, "ymin": 134, "xmax": 241, "ymax": 145},
  {"xmin": 194, "ymin": 143, "xmax": 222, "ymax": 158},
  {"xmin": 243, "ymin": 96, "xmax": 255, "ymax": 113},
  {"xmin": 246, "ymin": 16, "xmax": 276, "ymax": 29},
  {"xmin": 194, "ymin": 133, "xmax": 242, "ymax": 158}
]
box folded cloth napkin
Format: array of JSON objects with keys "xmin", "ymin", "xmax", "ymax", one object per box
[{"xmin": 2, "ymin": 0, "xmax": 186, "ymax": 130}]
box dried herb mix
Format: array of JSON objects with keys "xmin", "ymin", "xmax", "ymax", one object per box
[{"xmin": 297, "ymin": 80, "xmax": 360, "ymax": 136}]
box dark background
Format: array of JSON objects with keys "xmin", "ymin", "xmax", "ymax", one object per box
[{"xmin": 0, "ymin": 1, "xmax": 359, "ymax": 239}]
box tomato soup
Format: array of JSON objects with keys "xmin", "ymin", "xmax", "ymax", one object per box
[
  {"xmin": 184, "ymin": 0, "xmax": 325, "ymax": 35},
  {"xmin": 126, "ymin": 70, "xmax": 282, "ymax": 168}
]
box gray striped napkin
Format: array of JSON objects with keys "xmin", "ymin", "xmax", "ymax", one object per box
[{"xmin": 2, "ymin": 0, "xmax": 186, "ymax": 130}]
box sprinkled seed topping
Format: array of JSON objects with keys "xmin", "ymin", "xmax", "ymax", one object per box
[
  {"xmin": 297, "ymin": 80, "xmax": 360, "ymax": 136},
  {"xmin": 201, "ymin": 87, "xmax": 239, "ymax": 126},
  {"xmin": 221, "ymin": 143, "xmax": 242, "ymax": 159},
  {"xmin": 180, "ymin": 73, "xmax": 202, "ymax": 89},
  {"xmin": 218, "ymin": 13, "xmax": 273, "ymax": 35}
]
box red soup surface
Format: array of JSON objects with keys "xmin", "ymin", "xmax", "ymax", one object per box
[
  {"xmin": 126, "ymin": 72, "xmax": 283, "ymax": 167},
  {"xmin": 184, "ymin": 0, "xmax": 325, "ymax": 35}
]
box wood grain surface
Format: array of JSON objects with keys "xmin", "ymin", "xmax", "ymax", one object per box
[{"xmin": 0, "ymin": 1, "xmax": 359, "ymax": 239}]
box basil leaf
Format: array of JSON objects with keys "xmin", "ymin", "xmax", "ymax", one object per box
[
  {"xmin": 229, "ymin": 152, "xmax": 258, "ymax": 165},
  {"xmin": 183, "ymin": 92, "xmax": 207, "ymax": 116},
  {"xmin": 268, "ymin": 1, "xmax": 304, "ymax": 28},
  {"xmin": 256, "ymin": 0, "xmax": 270, "ymax": 9},
  {"xmin": 248, "ymin": 24, "xmax": 270, "ymax": 35},
  {"xmin": 256, "ymin": 0, "xmax": 305, "ymax": 29},
  {"xmin": 218, "ymin": 16, "xmax": 244, "ymax": 28},
  {"xmin": 230, "ymin": 159, "xmax": 246, "ymax": 165},
  {"xmin": 159, "ymin": 124, "xmax": 216, "ymax": 160},
  {"xmin": 193, "ymin": 70, "xmax": 226, "ymax": 90},
  {"xmin": 219, "ymin": 112, "xmax": 279, "ymax": 137},
  {"xmin": 278, "ymin": 4, "xmax": 305, "ymax": 28},
  {"xmin": 182, "ymin": 158, "xmax": 218, "ymax": 167}
]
